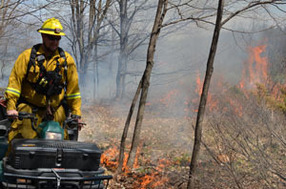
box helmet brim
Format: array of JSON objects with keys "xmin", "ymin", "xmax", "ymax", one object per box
[{"xmin": 37, "ymin": 29, "xmax": 66, "ymax": 36}]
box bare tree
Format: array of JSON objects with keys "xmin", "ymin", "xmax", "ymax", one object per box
[
  {"xmin": 117, "ymin": 78, "xmax": 142, "ymax": 172},
  {"xmin": 188, "ymin": 1, "xmax": 286, "ymax": 188},
  {"xmin": 188, "ymin": 0, "xmax": 224, "ymax": 188},
  {"xmin": 117, "ymin": 0, "xmax": 214, "ymax": 170},
  {"xmin": 110, "ymin": 0, "xmax": 151, "ymax": 99},
  {"xmin": 0, "ymin": 0, "xmax": 56, "ymax": 80},
  {"xmin": 0, "ymin": 0, "xmax": 18, "ymax": 79},
  {"xmin": 68, "ymin": 0, "xmax": 111, "ymax": 97},
  {"xmin": 118, "ymin": 0, "xmax": 212, "ymax": 170},
  {"xmin": 115, "ymin": 0, "xmax": 286, "ymax": 182},
  {"xmin": 0, "ymin": 0, "xmax": 53, "ymax": 37},
  {"xmin": 126, "ymin": 0, "xmax": 168, "ymax": 168},
  {"xmin": 200, "ymin": 85, "xmax": 286, "ymax": 188}
]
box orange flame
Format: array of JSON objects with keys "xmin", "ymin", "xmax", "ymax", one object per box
[
  {"xmin": 192, "ymin": 71, "xmax": 219, "ymax": 112},
  {"xmin": 239, "ymin": 45, "xmax": 268, "ymax": 89},
  {"xmin": 159, "ymin": 89, "xmax": 179, "ymax": 107},
  {"xmin": 100, "ymin": 142, "xmax": 145, "ymax": 173},
  {"xmin": 133, "ymin": 159, "xmax": 170, "ymax": 189},
  {"xmin": 228, "ymin": 98, "xmax": 243, "ymax": 117},
  {"xmin": 101, "ymin": 145, "xmax": 171, "ymax": 188},
  {"xmin": 100, "ymin": 145, "xmax": 118, "ymax": 171},
  {"xmin": 195, "ymin": 71, "xmax": 202, "ymax": 95}
]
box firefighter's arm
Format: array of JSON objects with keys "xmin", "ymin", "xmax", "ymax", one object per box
[
  {"xmin": 5, "ymin": 50, "xmax": 30, "ymax": 112},
  {"xmin": 65, "ymin": 52, "xmax": 81, "ymax": 117}
]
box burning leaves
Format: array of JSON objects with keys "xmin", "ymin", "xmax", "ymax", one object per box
[
  {"xmin": 84, "ymin": 110, "xmax": 191, "ymax": 188},
  {"xmin": 101, "ymin": 145, "xmax": 121, "ymax": 171},
  {"xmin": 100, "ymin": 144, "xmax": 174, "ymax": 189},
  {"xmin": 132, "ymin": 159, "xmax": 170, "ymax": 189}
]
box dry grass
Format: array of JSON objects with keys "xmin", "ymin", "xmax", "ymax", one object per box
[{"xmin": 78, "ymin": 100, "xmax": 286, "ymax": 189}]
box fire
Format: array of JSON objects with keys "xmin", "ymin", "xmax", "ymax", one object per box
[
  {"xmin": 100, "ymin": 145, "xmax": 119, "ymax": 171},
  {"xmin": 133, "ymin": 142, "xmax": 143, "ymax": 169},
  {"xmin": 192, "ymin": 71, "xmax": 219, "ymax": 112},
  {"xmin": 237, "ymin": 43, "xmax": 286, "ymax": 107},
  {"xmin": 101, "ymin": 145, "xmax": 171, "ymax": 188},
  {"xmin": 190, "ymin": 71, "xmax": 203, "ymax": 113},
  {"xmin": 239, "ymin": 45, "xmax": 268, "ymax": 89},
  {"xmin": 227, "ymin": 98, "xmax": 243, "ymax": 117},
  {"xmin": 159, "ymin": 89, "xmax": 179, "ymax": 107},
  {"xmin": 195, "ymin": 71, "xmax": 202, "ymax": 95},
  {"xmin": 101, "ymin": 43, "xmax": 284, "ymax": 188},
  {"xmin": 184, "ymin": 44, "xmax": 272, "ymax": 117},
  {"xmin": 100, "ymin": 145, "xmax": 133, "ymax": 172},
  {"xmin": 133, "ymin": 159, "xmax": 170, "ymax": 189}
]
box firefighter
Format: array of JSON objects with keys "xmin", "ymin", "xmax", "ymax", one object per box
[{"xmin": 5, "ymin": 18, "xmax": 82, "ymax": 142}]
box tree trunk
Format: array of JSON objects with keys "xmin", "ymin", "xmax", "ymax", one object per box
[
  {"xmin": 187, "ymin": 0, "xmax": 224, "ymax": 188},
  {"xmin": 115, "ymin": 0, "xmax": 128, "ymax": 99},
  {"xmin": 93, "ymin": 43, "xmax": 98, "ymax": 100},
  {"xmin": 114, "ymin": 0, "xmax": 150, "ymax": 99},
  {"xmin": 117, "ymin": 78, "xmax": 142, "ymax": 173},
  {"xmin": 126, "ymin": 0, "xmax": 168, "ymax": 168},
  {"xmin": 69, "ymin": 0, "xmax": 111, "ymax": 89},
  {"xmin": 109, "ymin": 28, "xmax": 116, "ymax": 98},
  {"xmin": 116, "ymin": 54, "xmax": 127, "ymax": 99}
]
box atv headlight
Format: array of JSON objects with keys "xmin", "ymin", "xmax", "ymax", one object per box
[{"xmin": 45, "ymin": 132, "xmax": 63, "ymax": 140}]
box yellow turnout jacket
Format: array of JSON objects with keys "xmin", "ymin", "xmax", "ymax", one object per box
[{"xmin": 5, "ymin": 45, "xmax": 81, "ymax": 116}]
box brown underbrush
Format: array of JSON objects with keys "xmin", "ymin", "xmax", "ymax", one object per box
[{"xmin": 79, "ymin": 100, "xmax": 286, "ymax": 189}]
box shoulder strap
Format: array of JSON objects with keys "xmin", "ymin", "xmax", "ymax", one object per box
[
  {"xmin": 58, "ymin": 47, "xmax": 65, "ymax": 59},
  {"xmin": 58, "ymin": 47, "xmax": 68, "ymax": 91},
  {"xmin": 25, "ymin": 45, "xmax": 67, "ymax": 78},
  {"xmin": 25, "ymin": 44, "xmax": 42, "ymax": 80}
]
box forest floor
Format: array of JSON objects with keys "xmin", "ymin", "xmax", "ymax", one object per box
[
  {"xmin": 79, "ymin": 103, "xmax": 193, "ymax": 188},
  {"xmin": 78, "ymin": 103, "xmax": 279, "ymax": 189}
]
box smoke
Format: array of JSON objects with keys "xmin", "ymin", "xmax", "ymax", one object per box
[
  {"xmin": 1, "ymin": 17, "xmax": 285, "ymax": 118},
  {"xmin": 124, "ymin": 24, "xmax": 285, "ymax": 118}
]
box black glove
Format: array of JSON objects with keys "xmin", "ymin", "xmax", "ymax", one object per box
[{"xmin": 71, "ymin": 114, "xmax": 85, "ymax": 131}]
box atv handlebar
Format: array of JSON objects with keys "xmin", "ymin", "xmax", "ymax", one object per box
[
  {"xmin": 7, "ymin": 112, "xmax": 86, "ymax": 132},
  {"xmin": 63, "ymin": 117, "xmax": 86, "ymax": 130},
  {"xmin": 6, "ymin": 112, "xmax": 37, "ymax": 120},
  {"xmin": 17, "ymin": 112, "xmax": 37, "ymax": 121},
  {"xmin": 6, "ymin": 112, "xmax": 38, "ymax": 131}
]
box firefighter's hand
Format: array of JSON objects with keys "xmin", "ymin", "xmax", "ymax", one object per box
[
  {"xmin": 77, "ymin": 119, "xmax": 85, "ymax": 131},
  {"xmin": 7, "ymin": 109, "xmax": 18, "ymax": 119},
  {"xmin": 71, "ymin": 115, "xmax": 85, "ymax": 131}
]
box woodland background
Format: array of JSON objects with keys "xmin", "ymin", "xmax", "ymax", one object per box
[{"xmin": 0, "ymin": 0, "xmax": 286, "ymax": 188}]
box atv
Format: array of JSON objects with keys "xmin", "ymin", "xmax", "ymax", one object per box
[{"xmin": 0, "ymin": 99, "xmax": 112, "ymax": 189}]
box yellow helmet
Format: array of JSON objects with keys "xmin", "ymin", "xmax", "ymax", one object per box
[{"xmin": 37, "ymin": 18, "xmax": 66, "ymax": 36}]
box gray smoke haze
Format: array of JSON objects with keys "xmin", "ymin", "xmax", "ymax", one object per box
[{"xmin": 1, "ymin": 16, "xmax": 285, "ymax": 117}]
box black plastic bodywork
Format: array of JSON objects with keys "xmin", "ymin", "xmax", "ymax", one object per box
[
  {"xmin": 2, "ymin": 139, "xmax": 112, "ymax": 189},
  {"xmin": 3, "ymin": 158, "xmax": 112, "ymax": 189},
  {"xmin": 8, "ymin": 139, "xmax": 101, "ymax": 171}
]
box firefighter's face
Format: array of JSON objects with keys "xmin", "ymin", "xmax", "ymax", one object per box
[{"xmin": 42, "ymin": 34, "xmax": 61, "ymax": 53}]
